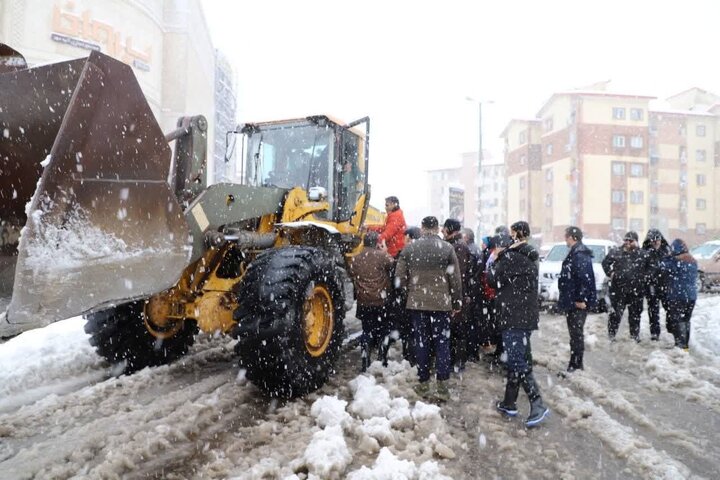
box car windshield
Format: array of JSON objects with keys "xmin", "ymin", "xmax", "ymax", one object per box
[
  {"xmin": 690, "ymin": 243, "xmax": 720, "ymax": 259},
  {"xmin": 544, "ymin": 244, "xmax": 607, "ymax": 263}
]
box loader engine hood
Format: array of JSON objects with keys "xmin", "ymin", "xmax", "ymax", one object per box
[{"xmin": 0, "ymin": 48, "xmax": 190, "ymax": 336}]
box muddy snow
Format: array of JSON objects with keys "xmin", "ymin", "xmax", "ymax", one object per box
[{"xmin": 1, "ymin": 297, "xmax": 719, "ymax": 479}]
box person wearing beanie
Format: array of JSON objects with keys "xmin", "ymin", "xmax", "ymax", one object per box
[
  {"xmin": 642, "ymin": 229, "xmax": 671, "ymax": 341},
  {"xmin": 659, "ymin": 239, "xmax": 698, "ymax": 350},
  {"xmin": 601, "ymin": 231, "xmax": 649, "ymax": 342},
  {"xmin": 395, "ymin": 216, "xmax": 462, "ymax": 401},
  {"xmin": 488, "ymin": 222, "xmax": 549, "ymax": 427},
  {"xmin": 442, "ymin": 218, "xmax": 473, "ymax": 372},
  {"xmin": 557, "ymin": 226, "xmax": 597, "ymax": 372}
]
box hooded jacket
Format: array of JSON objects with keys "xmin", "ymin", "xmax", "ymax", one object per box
[
  {"xmin": 557, "ymin": 241, "xmax": 597, "ymax": 312},
  {"xmin": 660, "ymin": 241, "xmax": 698, "ymax": 302},
  {"xmin": 641, "ymin": 229, "xmax": 671, "ymax": 288},
  {"xmin": 487, "ymin": 242, "xmax": 540, "ymax": 331}
]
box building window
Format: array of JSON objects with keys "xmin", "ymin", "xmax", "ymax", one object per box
[
  {"xmin": 545, "ymin": 194, "xmax": 552, "ymax": 207},
  {"xmin": 545, "ymin": 168, "xmax": 553, "ymax": 181},
  {"xmin": 519, "ymin": 177, "xmax": 526, "ymax": 190},
  {"xmin": 679, "ymin": 146, "xmax": 687, "ymax": 163},
  {"xmin": 519, "ymin": 130, "xmax": 527, "ymax": 144},
  {"xmin": 612, "ymin": 190, "xmax": 625, "ymax": 203},
  {"xmin": 612, "ymin": 107, "xmax": 626, "ymax": 120},
  {"xmin": 546, "ymin": 143, "xmax": 553, "ymax": 156},
  {"xmin": 630, "ymin": 191, "xmax": 644, "ymax": 204},
  {"xmin": 697, "ymin": 198, "xmax": 707, "ymax": 210},
  {"xmin": 697, "ymin": 174, "xmax": 706, "ymax": 186},
  {"xmin": 544, "ymin": 117, "xmax": 553, "ymax": 132},
  {"xmin": 612, "ymin": 135, "xmax": 626, "ymax": 148},
  {"xmin": 696, "ymin": 124, "xmax": 706, "ymax": 137},
  {"xmin": 630, "ymin": 108, "xmax": 644, "ymax": 121},
  {"xmin": 612, "ymin": 162, "xmax": 625, "ymax": 175},
  {"xmin": 697, "ymin": 149, "xmax": 706, "ymax": 162},
  {"xmin": 612, "ymin": 217, "xmax": 625, "ymax": 230},
  {"xmin": 630, "ymin": 136, "xmax": 643, "ymax": 149},
  {"xmin": 630, "ymin": 163, "xmax": 644, "ymax": 177},
  {"xmin": 629, "ymin": 218, "xmax": 643, "ymax": 232},
  {"xmin": 696, "ymin": 223, "xmax": 707, "ymax": 235}
]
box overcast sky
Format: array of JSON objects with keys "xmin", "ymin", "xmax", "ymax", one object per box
[{"xmin": 201, "ymin": 0, "xmax": 719, "ymax": 225}]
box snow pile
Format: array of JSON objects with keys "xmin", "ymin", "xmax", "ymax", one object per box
[
  {"xmin": 0, "ymin": 316, "xmax": 104, "ymax": 412},
  {"xmin": 286, "ymin": 370, "xmax": 457, "ymax": 479}
]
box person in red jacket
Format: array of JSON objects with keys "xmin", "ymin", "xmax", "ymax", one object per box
[{"xmin": 369, "ymin": 196, "xmax": 407, "ymax": 258}]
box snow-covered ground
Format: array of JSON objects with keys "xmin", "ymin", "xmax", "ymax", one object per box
[{"xmin": 1, "ymin": 296, "xmax": 719, "ymax": 479}]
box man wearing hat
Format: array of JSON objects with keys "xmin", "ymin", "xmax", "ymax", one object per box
[
  {"xmin": 601, "ymin": 231, "xmax": 649, "ymax": 342},
  {"xmin": 641, "ymin": 229, "xmax": 671, "ymax": 341},
  {"xmin": 442, "ymin": 218, "xmax": 473, "ymax": 372},
  {"xmin": 395, "ymin": 216, "xmax": 462, "ymax": 401}
]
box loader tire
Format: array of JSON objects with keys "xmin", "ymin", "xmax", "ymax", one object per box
[
  {"xmin": 233, "ymin": 247, "xmax": 346, "ymax": 398},
  {"xmin": 84, "ymin": 301, "xmax": 198, "ymax": 374}
]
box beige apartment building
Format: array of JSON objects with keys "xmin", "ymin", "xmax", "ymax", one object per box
[
  {"xmin": 502, "ymin": 86, "xmax": 720, "ymax": 245},
  {"xmin": 427, "ymin": 150, "xmax": 505, "ymax": 236}
]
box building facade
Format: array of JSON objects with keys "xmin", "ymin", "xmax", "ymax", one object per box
[
  {"xmin": 502, "ymin": 86, "xmax": 720, "ymax": 245},
  {"xmin": 213, "ymin": 49, "xmax": 237, "ymax": 183},
  {"xmin": 427, "ymin": 149, "xmax": 505, "ymax": 235},
  {"xmin": 0, "ymin": 0, "xmax": 235, "ymax": 183}
]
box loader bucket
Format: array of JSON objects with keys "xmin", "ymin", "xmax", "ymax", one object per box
[{"xmin": 0, "ymin": 48, "xmax": 190, "ymax": 336}]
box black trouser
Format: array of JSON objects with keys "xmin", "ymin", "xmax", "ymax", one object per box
[
  {"xmin": 645, "ymin": 285, "xmax": 663, "ymax": 338},
  {"xmin": 450, "ymin": 307, "xmax": 469, "ymax": 368},
  {"xmin": 608, "ymin": 289, "xmax": 644, "ymax": 339},
  {"xmin": 465, "ymin": 299, "xmax": 482, "ymax": 360},
  {"xmin": 478, "ymin": 298, "xmax": 501, "ymax": 349},
  {"xmin": 566, "ymin": 308, "xmax": 588, "ymax": 368},
  {"xmin": 665, "ymin": 299, "xmax": 695, "ymax": 348}
]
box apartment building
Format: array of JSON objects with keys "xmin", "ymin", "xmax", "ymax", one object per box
[
  {"xmin": 501, "ymin": 86, "xmax": 720, "ymax": 244},
  {"xmin": 427, "ymin": 150, "xmax": 505, "ymax": 235}
]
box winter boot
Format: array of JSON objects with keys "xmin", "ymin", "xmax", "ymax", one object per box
[
  {"xmin": 521, "ymin": 372, "xmax": 550, "ymax": 428},
  {"xmin": 496, "ymin": 372, "xmax": 520, "ymax": 417},
  {"xmin": 676, "ymin": 322, "xmax": 690, "ymax": 350},
  {"xmin": 413, "ymin": 381, "xmax": 431, "ymax": 398},
  {"xmin": 567, "ymin": 354, "xmax": 583, "ymax": 372},
  {"xmin": 434, "ymin": 380, "xmax": 451, "ymax": 402},
  {"xmin": 360, "ymin": 347, "xmax": 370, "ymax": 373}
]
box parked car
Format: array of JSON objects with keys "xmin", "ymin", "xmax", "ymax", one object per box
[
  {"xmin": 690, "ymin": 240, "xmax": 720, "ymax": 291},
  {"xmin": 538, "ymin": 239, "xmax": 615, "ymax": 312}
]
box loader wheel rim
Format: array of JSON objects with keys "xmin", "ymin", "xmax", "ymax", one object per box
[{"xmin": 303, "ymin": 285, "xmax": 334, "ymax": 357}]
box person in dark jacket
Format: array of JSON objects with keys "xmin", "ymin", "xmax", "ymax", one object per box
[
  {"xmin": 602, "ymin": 231, "xmax": 649, "ymax": 342},
  {"xmin": 443, "ymin": 218, "xmax": 472, "ymax": 372},
  {"xmin": 461, "ymin": 227, "xmax": 483, "ymax": 362},
  {"xmin": 348, "ymin": 231, "xmax": 394, "ymax": 372},
  {"xmin": 395, "ymin": 216, "xmax": 462, "ymax": 401},
  {"xmin": 659, "ymin": 239, "xmax": 698, "ymax": 350},
  {"xmin": 642, "ymin": 229, "xmax": 671, "ymax": 341},
  {"xmin": 488, "ymin": 227, "xmax": 549, "ymax": 428},
  {"xmin": 557, "ymin": 226, "xmax": 597, "ymax": 372}
]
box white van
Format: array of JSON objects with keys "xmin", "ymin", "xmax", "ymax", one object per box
[{"xmin": 538, "ymin": 239, "xmax": 615, "ymax": 312}]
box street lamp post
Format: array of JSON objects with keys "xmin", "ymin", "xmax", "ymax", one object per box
[{"xmin": 466, "ymin": 97, "xmax": 491, "ymax": 234}]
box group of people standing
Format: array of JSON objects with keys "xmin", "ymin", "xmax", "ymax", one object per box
[
  {"xmin": 554, "ymin": 226, "xmax": 698, "ymax": 379},
  {"xmin": 348, "ymin": 196, "xmax": 549, "ymax": 428},
  {"xmin": 348, "ymin": 196, "xmax": 698, "ymax": 429}
]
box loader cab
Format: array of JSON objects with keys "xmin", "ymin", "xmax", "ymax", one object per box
[{"xmin": 240, "ymin": 116, "xmax": 368, "ymax": 222}]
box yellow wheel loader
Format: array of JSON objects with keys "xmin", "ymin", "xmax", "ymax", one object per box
[{"xmin": 0, "ymin": 45, "xmax": 378, "ymax": 397}]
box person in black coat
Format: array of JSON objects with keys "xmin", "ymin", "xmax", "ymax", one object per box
[
  {"xmin": 641, "ymin": 229, "xmax": 671, "ymax": 341},
  {"xmin": 488, "ymin": 223, "xmax": 549, "ymax": 428},
  {"xmin": 601, "ymin": 231, "xmax": 649, "ymax": 342},
  {"xmin": 557, "ymin": 226, "xmax": 597, "ymax": 372}
]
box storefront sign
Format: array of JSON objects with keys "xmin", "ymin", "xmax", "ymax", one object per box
[{"xmin": 50, "ymin": 1, "xmax": 152, "ymax": 72}]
